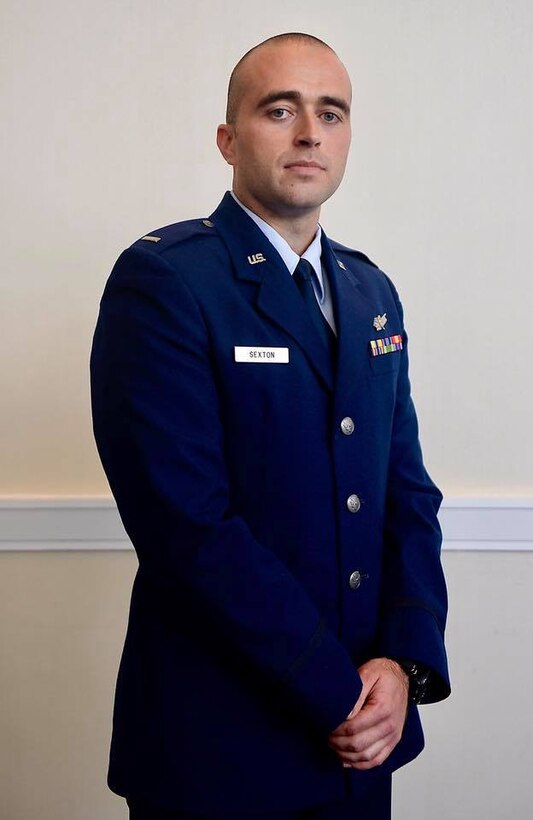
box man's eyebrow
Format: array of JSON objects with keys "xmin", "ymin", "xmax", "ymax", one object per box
[
  {"xmin": 256, "ymin": 90, "xmax": 302, "ymax": 109},
  {"xmin": 256, "ymin": 90, "xmax": 350, "ymax": 115},
  {"xmin": 319, "ymin": 95, "xmax": 351, "ymax": 115}
]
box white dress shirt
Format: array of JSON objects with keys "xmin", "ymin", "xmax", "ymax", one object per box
[{"xmin": 231, "ymin": 192, "xmax": 337, "ymax": 334}]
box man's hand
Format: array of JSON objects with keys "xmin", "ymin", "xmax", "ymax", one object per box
[{"xmin": 328, "ymin": 658, "xmax": 409, "ymax": 770}]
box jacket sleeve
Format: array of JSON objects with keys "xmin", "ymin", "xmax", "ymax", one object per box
[
  {"xmin": 376, "ymin": 276, "xmax": 451, "ymax": 703},
  {"xmin": 91, "ymin": 245, "xmax": 362, "ymax": 733}
]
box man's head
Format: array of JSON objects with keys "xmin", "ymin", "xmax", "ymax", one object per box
[
  {"xmin": 225, "ymin": 33, "xmax": 339, "ymax": 125},
  {"xmin": 217, "ymin": 33, "xmax": 352, "ymax": 227}
]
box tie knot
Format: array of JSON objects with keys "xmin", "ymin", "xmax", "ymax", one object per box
[{"xmin": 294, "ymin": 258, "xmax": 315, "ymax": 283}]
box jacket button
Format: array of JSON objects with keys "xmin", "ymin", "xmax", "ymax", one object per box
[
  {"xmin": 340, "ymin": 417, "xmax": 355, "ymax": 435},
  {"xmin": 349, "ymin": 570, "xmax": 362, "ymax": 590},
  {"xmin": 346, "ymin": 494, "xmax": 361, "ymax": 513}
]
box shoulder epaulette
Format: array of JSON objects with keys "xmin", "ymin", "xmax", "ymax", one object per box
[
  {"xmin": 131, "ymin": 217, "xmax": 218, "ymax": 254},
  {"xmin": 329, "ymin": 239, "xmax": 379, "ymax": 270}
]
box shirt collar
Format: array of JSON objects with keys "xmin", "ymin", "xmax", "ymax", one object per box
[{"xmin": 231, "ymin": 192, "xmax": 325, "ymax": 301}]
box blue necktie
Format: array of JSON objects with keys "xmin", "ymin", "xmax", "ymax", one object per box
[{"xmin": 293, "ymin": 259, "xmax": 335, "ymax": 355}]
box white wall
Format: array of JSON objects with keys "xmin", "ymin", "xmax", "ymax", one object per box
[
  {"xmin": 2, "ymin": 0, "xmax": 532, "ymax": 494},
  {"xmin": 2, "ymin": 1, "xmax": 533, "ymax": 818}
]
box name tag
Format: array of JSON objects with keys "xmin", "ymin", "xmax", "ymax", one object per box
[{"xmin": 234, "ymin": 346, "xmax": 289, "ymax": 363}]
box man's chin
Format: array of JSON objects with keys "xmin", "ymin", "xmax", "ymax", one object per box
[
  {"xmin": 273, "ymin": 186, "xmax": 334, "ymax": 216},
  {"xmin": 287, "ymin": 200, "xmax": 331, "ymax": 219}
]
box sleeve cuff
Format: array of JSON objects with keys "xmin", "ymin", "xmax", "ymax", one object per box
[
  {"xmin": 376, "ymin": 604, "xmax": 451, "ymax": 703},
  {"xmin": 283, "ymin": 620, "xmax": 363, "ymax": 733}
]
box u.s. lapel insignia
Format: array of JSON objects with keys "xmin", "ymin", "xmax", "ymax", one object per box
[
  {"xmin": 373, "ymin": 313, "xmax": 387, "ymax": 331},
  {"xmin": 247, "ymin": 253, "xmax": 266, "ymax": 265},
  {"xmin": 337, "ymin": 259, "xmax": 347, "ymax": 270}
]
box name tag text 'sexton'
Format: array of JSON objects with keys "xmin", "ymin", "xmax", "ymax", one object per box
[{"xmin": 234, "ymin": 346, "xmax": 290, "ymax": 364}]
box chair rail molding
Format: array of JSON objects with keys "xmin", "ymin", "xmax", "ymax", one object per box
[{"xmin": 0, "ymin": 496, "xmax": 532, "ymax": 552}]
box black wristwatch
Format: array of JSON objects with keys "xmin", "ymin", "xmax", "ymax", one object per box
[{"xmin": 397, "ymin": 659, "xmax": 431, "ymax": 704}]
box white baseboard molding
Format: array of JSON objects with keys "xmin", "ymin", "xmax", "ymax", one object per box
[{"xmin": 0, "ymin": 496, "xmax": 532, "ymax": 553}]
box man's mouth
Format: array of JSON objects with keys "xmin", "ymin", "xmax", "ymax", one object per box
[{"xmin": 284, "ymin": 160, "xmax": 325, "ymax": 171}]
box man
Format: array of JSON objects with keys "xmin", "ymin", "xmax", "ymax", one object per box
[{"xmin": 91, "ymin": 33, "xmax": 450, "ymax": 820}]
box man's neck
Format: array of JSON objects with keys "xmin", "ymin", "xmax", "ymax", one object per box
[{"xmin": 233, "ymin": 191, "xmax": 320, "ymax": 257}]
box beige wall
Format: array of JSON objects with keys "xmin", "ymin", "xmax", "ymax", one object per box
[
  {"xmin": 2, "ymin": 0, "xmax": 533, "ymax": 494},
  {"xmin": 0, "ymin": 551, "xmax": 133, "ymax": 820},
  {"xmin": 2, "ymin": 549, "xmax": 532, "ymax": 820}
]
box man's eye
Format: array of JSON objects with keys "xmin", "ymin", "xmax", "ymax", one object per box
[
  {"xmin": 270, "ymin": 108, "xmax": 289, "ymax": 119},
  {"xmin": 322, "ymin": 112, "xmax": 340, "ymax": 123}
]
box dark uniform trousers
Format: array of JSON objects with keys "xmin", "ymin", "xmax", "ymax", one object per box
[{"xmin": 127, "ymin": 776, "xmax": 391, "ymax": 820}]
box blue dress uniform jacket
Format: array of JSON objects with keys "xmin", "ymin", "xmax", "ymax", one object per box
[{"xmin": 90, "ymin": 192, "xmax": 450, "ymax": 814}]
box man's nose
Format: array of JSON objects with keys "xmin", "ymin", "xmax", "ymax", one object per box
[{"xmin": 293, "ymin": 112, "xmax": 321, "ymax": 147}]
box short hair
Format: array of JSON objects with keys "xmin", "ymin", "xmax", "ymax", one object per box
[{"xmin": 225, "ymin": 33, "xmax": 336, "ymax": 124}]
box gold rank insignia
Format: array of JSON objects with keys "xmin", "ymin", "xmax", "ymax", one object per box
[
  {"xmin": 373, "ymin": 313, "xmax": 387, "ymax": 331},
  {"xmin": 141, "ymin": 235, "xmax": 161, "ymax": 243}
]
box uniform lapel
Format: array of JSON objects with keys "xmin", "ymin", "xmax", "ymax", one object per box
[
  {"xmin": 321, "ymin": 233, "xmax": 375, "ymax": 404},
  {"xmin": 210, "ymin": 193, "xmax": 333, "ymax": 392}
]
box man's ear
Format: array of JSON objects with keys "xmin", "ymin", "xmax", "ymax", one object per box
[{"xmin": 217, "ymin": 123, "xmax": 236, "ymax": 165}]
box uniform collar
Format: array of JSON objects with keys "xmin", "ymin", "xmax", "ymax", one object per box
[{"xmin": 231, "ymin": 192, "xmax": 325, "ymax": 301}]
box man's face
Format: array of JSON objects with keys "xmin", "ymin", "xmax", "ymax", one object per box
[{"xmin": 217, "ymin": 41, "xmax": 352, "ymax": 223}]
